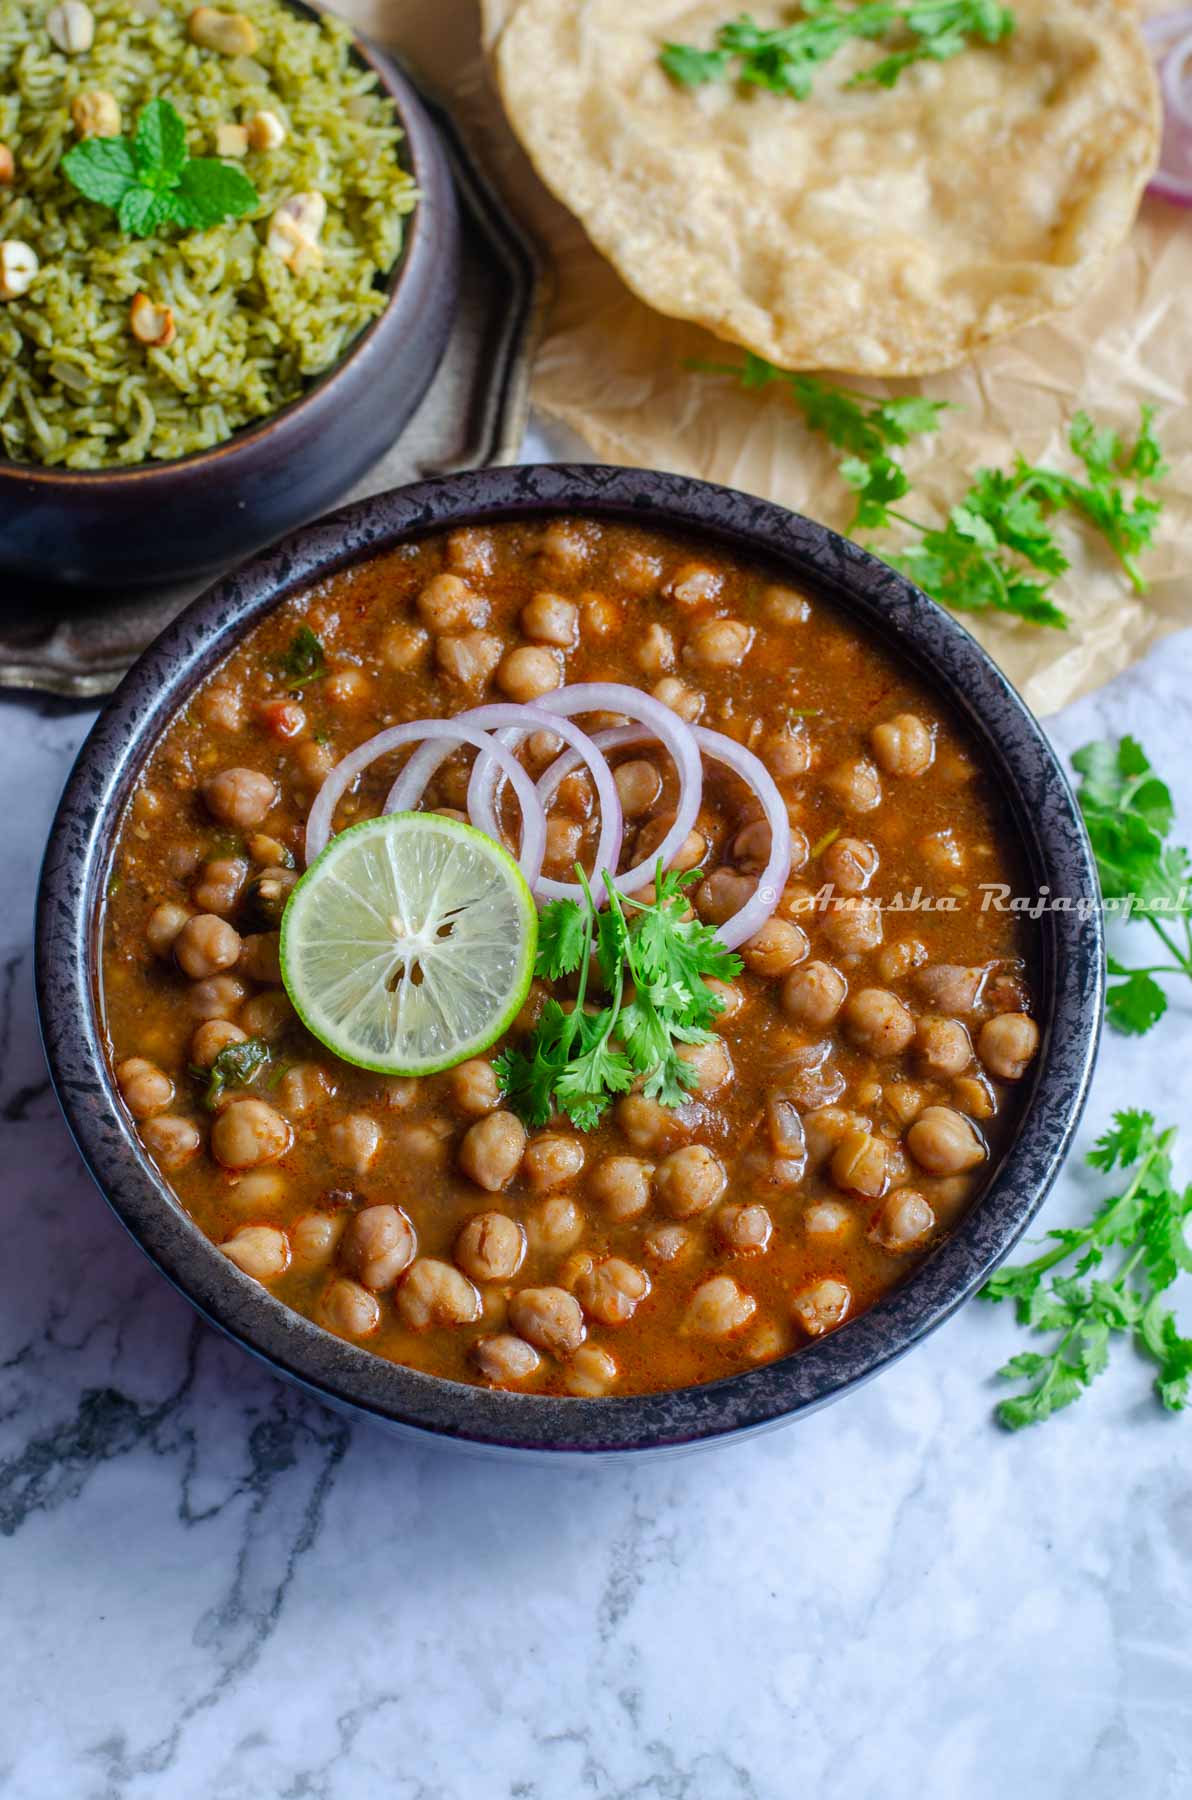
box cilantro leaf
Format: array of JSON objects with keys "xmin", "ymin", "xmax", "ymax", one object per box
[
  {"xmin": 658, "ymin": 41, "xmax": 733, "ymax": 84},
  {"xmin": 1105, "ymin": 967, "xmax": 1167, "ymax": 1036},
  {"xmin": 277, "ymin": 625, "xmax": 328, "ymax": 688},
  {"xmin": 61, "ymin": 98, "xmax": 258, "ymax": 241},
  {"xmin": 191, "ymin": 1036, "xmax": 269, "ymax": 1110},
  {"xmin": 982, "ymin": 1111, "xmax": 1192, "ymax": 1429}
]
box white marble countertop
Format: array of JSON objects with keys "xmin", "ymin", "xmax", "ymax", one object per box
[{"xmin": 3, "ymin": 436, "xmax": 1192, "ymax": 1800}]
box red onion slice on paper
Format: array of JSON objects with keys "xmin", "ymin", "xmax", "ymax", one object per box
[
  {"xmin": 304, "ymin": 720, "xmax": 547, "ymax": 886},
  {"xmin": 1143, "ymin": 14, "xmax": 1192, "ymax": 205}
]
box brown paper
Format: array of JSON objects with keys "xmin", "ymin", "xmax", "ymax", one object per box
[{"xmin": 355, "ymin": 0, "xmax": 1192, "ymax": 714}]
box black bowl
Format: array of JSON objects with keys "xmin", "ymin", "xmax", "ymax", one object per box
[
  {"xmin": 1, "ymin": 22, "xmax": 459, "ymax": 590},
  {"xmin": 35, "ymin": 465, "xmax": 1104, "ymax": 1460}
]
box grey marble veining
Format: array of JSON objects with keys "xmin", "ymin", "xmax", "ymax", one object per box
[{"xmin": 3, "ymin": 448, "xmax": 1192, "ymax": 1797}]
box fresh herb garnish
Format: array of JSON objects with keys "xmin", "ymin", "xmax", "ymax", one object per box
[
  {"xmin": 661, "ymin": 1, "xmax": 1015, "ymax": 100},
  {"xmin": 494, "ymin": 862, "xmax": 742, "ymax": 1131},
  {"xmin": 1072, "ymin": 735, "xmax": 1192, "ymax": 1036},
  {"xmin": 277, "ymin": 625, "xmax": 328, "ymax": 688},
  {"xmin": 62, "ymin": 98, "xmax": 258, "ymax": 240},
  {"xmin": 695, "ymin": 357, "xmax": 1166, "ymax": 628},
  {"xmin": 191, "ymin": 1036, "xmax": 270, "ymax": 1110},
  {"xmin": 982, "ymin": 1112, "xmax": 1192, "ymax": 1428}
]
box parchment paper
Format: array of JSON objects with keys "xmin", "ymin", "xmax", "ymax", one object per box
[{"xmin": 349, "ymin": 0, "xmax": 1192, "ymax": 716}]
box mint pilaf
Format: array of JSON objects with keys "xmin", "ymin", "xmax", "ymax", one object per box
[{"xmin": 0, "ymin": 0, "xmax": 416, "ymax": 467}]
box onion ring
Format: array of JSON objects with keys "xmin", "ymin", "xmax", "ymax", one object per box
[{"xmin": 1142, "ymin": 14, "xmax": 1192, "ymax": 205}]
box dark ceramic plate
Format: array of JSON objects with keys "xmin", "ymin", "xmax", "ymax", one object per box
[
  {"xmin": 35, "ymin": 466, "xmax": 1104, "ymax": 1461},
  {"xmin": 0, "ymin": 7, "xmax": 460, "ymax": 590}
]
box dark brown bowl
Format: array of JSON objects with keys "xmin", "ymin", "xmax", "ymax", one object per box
[
  {"xmin": 0, "ymin": 19, "xmax": 459, "ymax": 590},
  {"xmin": 35, "ymin": 466, "xmax": 1104, "ymax": 1460}
]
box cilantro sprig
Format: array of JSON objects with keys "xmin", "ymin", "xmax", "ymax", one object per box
[
  {"xmin": 494, "ymin": 863, "xmax": 742, "ymax": 1131},
  {"xmin": 695, "ymin": 356, "xmax": 1167, "ymax": 629},
  {"xmin": 982, "ymin": 1112, "xmax": 1192, "ymax": 1428},
  {"xmin": 190, "ymin": 1036, "xmax": 270, "ymax": 1110},
  {"xmin": 62, "ymin": 98, "xmax": 258, "ymax": 239},
  {"xmin": 277, "ymin": 626, "xmax": 328, "ymax": 689},
  {"xmin": 661, "ymin": 1, "xmax": 1015, "ymax": 99},
  {"xmin": 1073, "ymin": 735, "xmax": 1192, "ymax": 1036}
]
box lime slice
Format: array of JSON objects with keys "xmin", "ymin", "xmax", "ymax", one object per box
[{"xmin": 280, "ymin": 812, "xmax": 538, "ymax": 1076}]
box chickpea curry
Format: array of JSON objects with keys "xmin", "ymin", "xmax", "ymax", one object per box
[{"xmin": 101, "ymin": 517, "xmax": 1041, "ymax": 1398}]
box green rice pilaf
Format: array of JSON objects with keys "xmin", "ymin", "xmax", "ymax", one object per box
[{"xmin": 0, "ymin": 0, "xmax": 416, "ymax": 467}]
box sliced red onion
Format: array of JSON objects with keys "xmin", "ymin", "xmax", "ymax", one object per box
[
  {"xmin": 383, "ymin": 703, "xmax": 624, "ymax": 903},
  {"xmin": 1143, "ymin": 14, "xmax": 1192, "ymax": 205},
  {"xmin": 525, "ymin": 684, "xmax": 704, "ymax": 897},
  {"xmin": 544, "ymin": 721, "xmax": 790, "ymax": 946},
  {"xmin": 304, "ymin": 720, "xmax": 546, "ymax": 884}
]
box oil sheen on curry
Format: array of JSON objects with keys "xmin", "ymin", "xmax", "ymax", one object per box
[{"xmin": 101, "ymin": 518, "xmax": 1041, "ymax": 1398}]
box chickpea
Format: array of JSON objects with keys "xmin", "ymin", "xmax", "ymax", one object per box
[
  {"xmin": 588, "ymin": 1155, "xmax": 653, "ymax": 1222},
  {"xmin": 761, "ymin": 584, "xmax": 811, "ymax": 627},
  {"xmin": 706, "ymin": 976, "xmax": 744, "ymax": 1021},
  {"xmin": 565, "ymin": 1343, "xmax": 618, "ymax": 1396},
  {"xmin": 824, "ymin": 756, "xmax": 882, "ymax": 813},
  {"xmin": 762, "ymin": 724, "xmax": 812, "ymax": 781},
  {"xmin": 197, "ymin": 685, "xmax": 243, "ymax": 731},
  {"xmin": 523, "ymin": 1131, "xmax": 585, "ymax": 1192},
  {"xmin": 978, "ymin": 1013, "xmax": 1040, "ymax": 1081},
  {"xmin": 685, "ymin": 618, "xmax": 754, "ymax": 668},
  {"xmin": 871, "ymin": 713, "xmax": 934, "ymax": 778},
  {"xmin": 187, "ymin": 975, "xmax": 247, "ymax": 1021},
  {"xmin": 455, "ymin": 1211, "xmax": 525, "ymax": 1283},
  {"xmin": 378, "ymin": 1076, "xmax": 419, "ymax": 1111},
  {"xmin": 651, "ymin": 676, "xmax": 704, "ymax": 723},
  {"xmin": 741, "ymin": 919, "xmax": 809, "ymax": 979},
  {"xmin": 239, "ymin": 991, "xmax": 293, "ymax": 1039},
  {"xmin": 614, "ymin": 758, "xmax": 663, "ymax": 818},
  {"xmin": 665, "ymin": 562, "xmax": 722, "ymax": 608},
  {"xmin": 870, "ymin": 1189, "xmax": 935, "ymax": 1252},
  {"xmin": 526, "ymin": 1194, "xmax": 583, "ymax": 1255},
  {"xmin": 842, "ymin": 988, "xmax": 915, "ymax": 1057},
  {"xmin": 644, "ymin": 1223, "xmax": 690, "ymax": 1263},
  {"xmin": 682, "ymin": 1275, "xmax": 756, "ymax": 1337},
  {"xmin": 878, "ymin": 938, "xmax": 928, "ymax": 985},
  {"xmin": 953, "ymin": 1073, "xmax": 997, "ymax": 1120},
  {"xmin": 116, "ymin": 1056, "xmax": 174, "ymax": 1120},
  {"xmin": 341, "ymin": 1204, "xmax": 416, "ymax": 1289},
  {"xmin": 636, "ymin": 623, "xmax": 675, "ymax": 678},
  {"xmin": 173, "ymin": 913, "xmax": 241, "ymax": 981},
  {"xmin": 446, "ymin": 527, "xmax": 494, "ymax": 578},
  {"xmin": 140, "ymin": 1114, "xmax": 200, "ymax": 1170},
  {"xmin": 459, "ymin": 1110, "xmax": 526, "ymax": 1191},
  {"xmin": 921, "ymin": 829, "xmax": 964, "ymax": 878},
  {"xmin": 916, "ymin": 1016, "xmax": 972, "ymax": 1078},
  {"xmin": 320, "ymin": 1276, "xmax": 380, "ymax": 1337},
  {"xmin": 520, "ymin": 592, "xmax": 578, "ymax": 647},
  {"xmin": 775, "ymin": 1041, "xmax": 845, "ymax": 1112},
  {"xmin": 803, "ymin": 1105, "xmax": 867, "ymax": 1167},
  {"xmin": 823, "ymin": 896, "xmax": 883, "ymax": 957},
  {"xmin": 435, "ymin": 630, "xmax": 502, "ymax": 689},
  {"xmin": 654, "ymin": 1144, "xmax": 726, "ymax": 1218},
  {"xmin": 508, "ymin": 1286, "xmax": 585, "ymax": 1356},
  {"xmin": 417, "ymin": 573, "xmax": 486, "ymax": 632},
  {"xmin": 450, "ymin": 1058, "xmax": 500, "ymax": 1116},
  {"xmin": 394, "ymin": 1118, "xmax": 452, "ymax": 1162},
  {"xmin": 472, "ymin": 1334, "xmax": 541, "ymax": 1386},
  {"xmin": 782, "ymin": 961, "xmax": 847, "ymax": 1027},
  {"xmin": 221, "ymin": 1224, "xmax": 289, "ymax": 1282},
  {"xmin": 202, "ymin": 767, "xmax": 276, "ymax": 830},
  {"xmin": 884, "ymin": 1081, "xmax": 925, "ymax": 1127},
  {"xmin": 325, "ymin": 668, "xmax": 370, "ymax": 707},
  {"xmin": 822, "ymin": 836, "xmax": 878, "ymax": 894},
  {"xmin": 907, "ymin": 1105, "xmax": 987, "ymax": 1175},
  {"xmin": 717, "ymin": 1202, "xmax": 773, "ymax": 1254},
  {"xmin": 237, "ymin": 931, "xmax": 281, "ymax": 986},
  {"xmin": 274, "ymin": 1063, "xmax": 332, "ymax": 1117},
  {"xmin": 803, "ymin": 1199, "xmax": 853, "ymax": 1238},
  {"xmin": 915, "ymin": 963, "xmax": 989, "ymax": 1015},
  {"xmin": 397, "ymin": 1259, "xmax": 481, "ymax": 1330},
  {"xmin": 291, "ymin": 1211, "xmax": 346, "ymax": 1270},
  {"xmin": 539, "ymin": 519, "xmax": 593, "ymax": 572},
  {"xmin": 543, "ymin": 816, "xmax": 583, "ymax": 874},
  {"xmin": 381, "ymin": 622, "xmax": 429, "ymax": 670},
  {"xmin": 211, "ymin": 1098, "xmax": 292, "ymax": 1169},
  {"xmin": 831, "ymin": 1128, "xmax": 888, "ymax": 1198},
  {"xmin": 294, "ymin": 740, "xmax": 334, "ymax": 787},
  {"xmin": 227, "ymin": 1167, "xmax": 284, "ymax": 1208},
  {"xmin": 574, "ymin": 1257, "xmax": 650, "ymax": 1326},
  {"xmin": 145, "ymin": 900, "xmax": 192, "ymax": 959},
  {"xmin": 635, "ymin": 814, "xmax": 707, "ymax": 872},
  {"xmin": 676, "ymin": 1035, "xmax": 732, "ymax": 1096},
  {"xmin": 256, "ymin": 699, "xmax": 305, "ymax": 740},
  {"xmin": 497, "ymin": 645, "xmax": 562, "ymax": 702},
  {"xmin": 765, "ymin": 1091, "xmax": 806, "ymax": 1163},
  {"xmin": 791, "ymin": 1279, "xmax": 851, "ymax": 1338},
  {"xmin": 614, "ymin": 1092, "xmax": 689, "ymax": 1154},
  {"xmin": 580, "ymin": 593, "xmax": 620, "ymax": 637},
  {"xmin": 193, "ymin": 857, "xmax": 248, "ymax": 916},
  {"xmin": 328, "ymin": 1112, "xmax": 382, "ymax": 1175},
  {"xmin": 190, "ymin": 1020, "xmax": 246, "ymax": 1069},
  {"xmin": 695, "ymin": 867, "xmax": 756, "ymax": 926}
]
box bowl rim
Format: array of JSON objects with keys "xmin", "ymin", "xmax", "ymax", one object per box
[
  {"xmin": 35, "ymin": 463, "xmax": 1105, "ymax": 1456},
  {"xmin": 0, "ymin": 0, "xmax": 423, "ymax": 488}
]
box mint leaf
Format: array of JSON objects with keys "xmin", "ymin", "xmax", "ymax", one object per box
[
  {"xmin": 174, "ymin": 158, "xmax": 259, "ymax": 230},
  {"xmin": 61, "ymin": 136, "xmax": 139, "ymax": 207},
  {"xmin": 117, "ymin": 185, "xmax": 176, "ymax": 237},
  {"xmin": 135, "ymin": 96, "xmax": 189, "ymax": 183}
]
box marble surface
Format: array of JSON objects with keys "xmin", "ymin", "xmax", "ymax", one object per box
[{"xmin": 4, "ymin": 438, "xmax": 1192, "ymax": 1799}]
